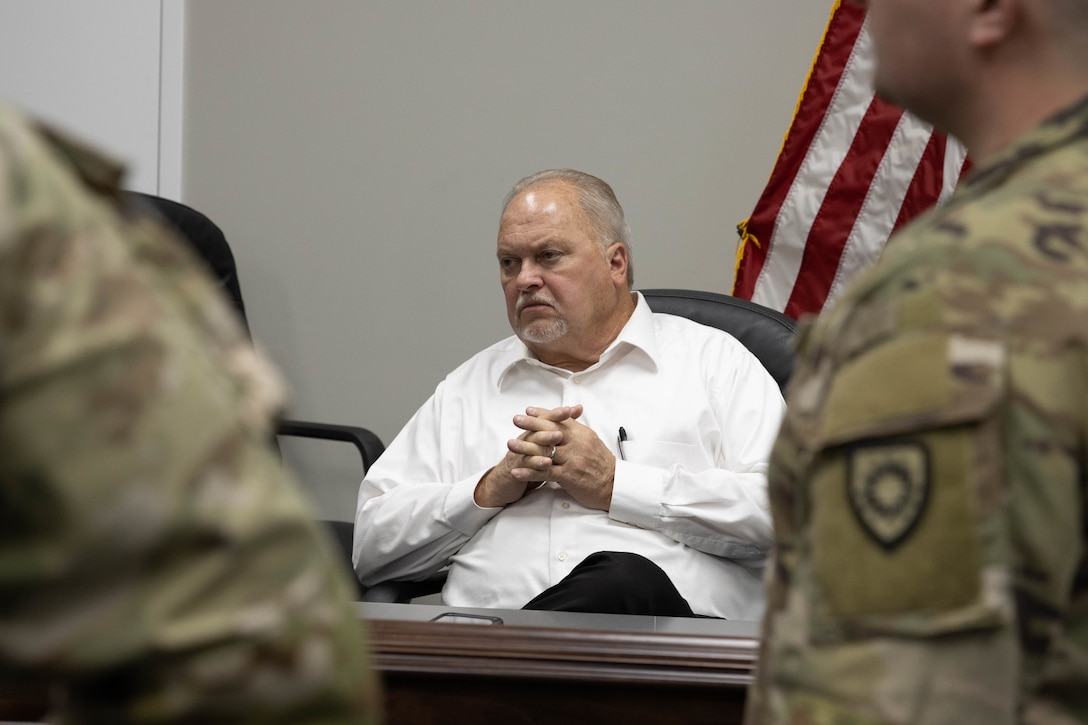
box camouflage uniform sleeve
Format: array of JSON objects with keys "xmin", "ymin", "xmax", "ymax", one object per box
[
  {"xmin": 747, "ymin": 154, "xmax": 1088, "ymax": 723},
  {"xmin": 0, "ymin": 103, "xmax": 380, "ymax": 724}
]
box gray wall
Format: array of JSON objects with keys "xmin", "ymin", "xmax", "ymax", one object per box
[{"xmin": 183, "ymin": 1, "xmax": 830, "ymax": 519}]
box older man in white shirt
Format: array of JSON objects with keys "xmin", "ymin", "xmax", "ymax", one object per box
[{"xmin": 353, "ymin": 169, "xmax": 784, "ymax": 619}]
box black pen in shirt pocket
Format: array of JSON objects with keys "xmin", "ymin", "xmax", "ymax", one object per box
[{"xmin": 617, "ymin": 426, "xmax": 628, "ymax": 460}]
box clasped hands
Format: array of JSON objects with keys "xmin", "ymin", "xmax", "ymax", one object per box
[{"xmin": 474, "ymin": 404, "xmax": 615, "ymax": 511}]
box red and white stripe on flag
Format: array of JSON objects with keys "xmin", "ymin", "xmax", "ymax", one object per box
[{"xmin": 732, "ymin": 0, "xmax": 969, "ymax": 320}]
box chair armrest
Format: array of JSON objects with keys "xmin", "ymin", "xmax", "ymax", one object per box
[
  {"xmin": 276, "ymin": 420, "xmax": 385, "ymax": 602},
  {"xmin": 278, "ymin": 419, "xmax": 385, "ymax": 471}
]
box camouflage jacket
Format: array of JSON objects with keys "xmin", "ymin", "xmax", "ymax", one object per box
[
  {"xmin": 747, "ymin": 95, "xmax": 1088, "ymax": 724},
  {"xmin": 0, "ymin": 102, "xmax": 379, "ymax": 723}
]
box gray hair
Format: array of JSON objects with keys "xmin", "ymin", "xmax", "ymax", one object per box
[{"xmin": 501, "ymin": 169, "xmax": 635, "ymax": 287}]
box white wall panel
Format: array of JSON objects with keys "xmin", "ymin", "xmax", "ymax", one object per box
[{"xmin": 0, "ymin": 0, "xmax": 165, "ymax": 193}]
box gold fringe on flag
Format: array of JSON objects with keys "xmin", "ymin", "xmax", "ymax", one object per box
[{"xmin": 732, "ymin": 218, "xmax": 760, "ymax": 294}]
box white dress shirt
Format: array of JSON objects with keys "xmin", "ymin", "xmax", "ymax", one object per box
[{"xmin": 352, "ymin": 293, "xmax": 785, "ymax": 619}]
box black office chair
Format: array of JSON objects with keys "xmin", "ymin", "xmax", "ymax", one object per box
[
  {"xmin": 361, "ymin": 287, "xmax": 798, "ymax": 603},
  {"xmin": 641, "ymin": 288, "xmax": 795, "ymax": 393},
  {"xmin": 120, "ymin": 191, "xmax": 383, "ymax": 599}
]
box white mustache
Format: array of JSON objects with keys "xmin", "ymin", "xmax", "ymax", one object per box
[{"xmin": 516, "ymin": 296, "xmax": 555, "ymax": 313}]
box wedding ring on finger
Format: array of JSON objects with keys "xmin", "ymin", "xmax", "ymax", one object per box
[{"xmin": 548, "ymin": 446, "xmax": 557, "ymax": 459}]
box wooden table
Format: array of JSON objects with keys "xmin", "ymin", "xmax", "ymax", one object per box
[{"xmin": 367, "ymin": 602, "xmax": 758, "ymax": 724}]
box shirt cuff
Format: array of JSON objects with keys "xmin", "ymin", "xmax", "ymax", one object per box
[
  {"xmin": 608, "ymin": 459, "xmax": 665, "ymax": 529},
  {"xmin": 444, "ymin": 472, "xmax": 502, "ymax": 535}
]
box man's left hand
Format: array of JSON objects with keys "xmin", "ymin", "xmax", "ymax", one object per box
[{"xmin": 516, "ymin": 405, "xmax": 615, "ymax": 511}]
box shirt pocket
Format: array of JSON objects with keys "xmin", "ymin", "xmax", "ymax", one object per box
[
  {"xmin": 801, "ymin": 331, "xmax": 1013, "ymax": 641},
  {"xmin": 619, "ymin": 439, "xmax": 712, "ymax": 473}
]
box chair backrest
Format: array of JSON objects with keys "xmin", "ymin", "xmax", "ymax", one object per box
[
  {"xmin": 640, "ymin": 288, "xmax": 797, "ymax": 392},
  {"xmin": 122, "ymin": 191, "xmax": 249, "ymax": 333},
  {"xmin": 121, "ymin": 191, "xmax": 382, "ymax": 600}
]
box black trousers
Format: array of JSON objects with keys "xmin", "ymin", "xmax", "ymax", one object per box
[{"xmin": 521, "ymin": 551, "xmax": 697, "ymax": 617}]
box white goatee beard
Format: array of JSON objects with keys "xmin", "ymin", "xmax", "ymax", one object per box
[
  {"xmin": 515, "ymin": 295, "xmax": 567, "ymax": 344},
  {"xmin": 517, "ymin": 316, "xmax": 567, "ymax": 344}
]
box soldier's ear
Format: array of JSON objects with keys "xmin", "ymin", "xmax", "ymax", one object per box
[{"xmin": 967, "ymin": 0, "xmax": 1020, "ymax": 49}]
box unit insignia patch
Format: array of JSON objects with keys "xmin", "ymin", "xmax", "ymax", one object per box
[{"xmin": 847, "ymin": 442, "xmax": 930, "ymax": 550}]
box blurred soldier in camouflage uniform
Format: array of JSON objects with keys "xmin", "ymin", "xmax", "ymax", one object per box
[
  {"xmin": 748, "ymin": 0, "xmax": 1088, "ymax": 722},
  {"xmin": 0, "ymin": 101, "xmax": 380, "ymax": 723}
]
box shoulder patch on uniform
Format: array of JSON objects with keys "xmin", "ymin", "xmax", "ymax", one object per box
[{"xmin": 847, "ymin": 442, "xmax": 930, "ymax": 550}]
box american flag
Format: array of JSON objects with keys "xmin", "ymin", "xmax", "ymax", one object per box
[{"xmin": 732, "ymin": 0, "xmax": 969, "ymax": 320}]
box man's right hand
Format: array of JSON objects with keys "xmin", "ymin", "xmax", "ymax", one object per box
[{"xmin": 473, "ymin": 405, "xmax": 578, "ymax": 508}]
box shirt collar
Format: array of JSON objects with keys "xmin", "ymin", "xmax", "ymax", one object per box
[
  {"xmin": 496, "ymin": 291, "xmax": 659, "ymax": 388},
  {"xmin": 959, "ymin": 92, "xmax": 1088, "ymax": 197}
]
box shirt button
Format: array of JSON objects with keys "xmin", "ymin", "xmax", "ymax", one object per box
[
  {"xmin": 557, "ymin": 552, "xmax": 567, "ymax": 561},
  {"xmin": 562, "ymin": 502, "xmax": 571, "ymax": 509},
  {"xmin": 572, "ymin": 377, "xmax": 582, "ymax": 385}
]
